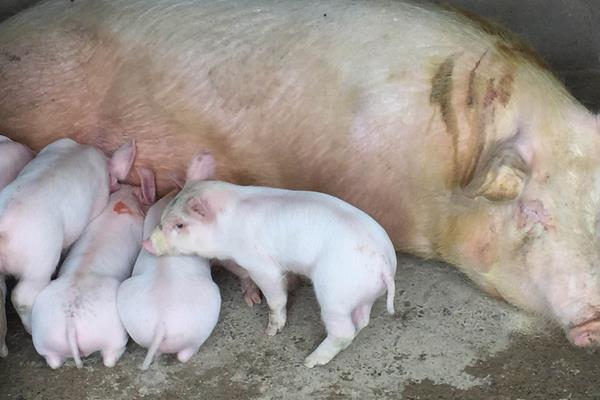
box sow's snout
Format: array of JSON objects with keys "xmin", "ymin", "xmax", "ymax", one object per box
[{"xmin": 568, "ymin": 317, "xmax": 600, "ymax": 347}]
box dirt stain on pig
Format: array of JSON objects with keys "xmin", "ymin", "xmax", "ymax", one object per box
[
  {"xmin": 430, "ymin": 56, "xmax": 460, "ymax": 186},
  {"xmin": 467, "ymin": 51, "xmax": 487, "ymax": 108},
  {"xmin": 498, "ymin": 73, "xmax": 514, "ymax": 106}
]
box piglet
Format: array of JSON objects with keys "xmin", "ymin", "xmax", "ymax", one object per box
[
  {"xmin": 0, "ymin": 135, "xmax": 35, "ymax": 190},
  {"xmin": 31, "ymin": 168, "xmax": 155, "ymax": 368},
  {"xmin": 0, "ymin": 135, "xmax": 34, "ymax": 357},
  {"xmin": 0, "ymin": 138, "xmax": 135, "ymax": 340},
  {"xmin": 144, "ymin": 152, "xmax": 397, "ymax": 368},
  {"xmin": 117, "ymin": 191, "xmax": 221, "ymax": 369}
]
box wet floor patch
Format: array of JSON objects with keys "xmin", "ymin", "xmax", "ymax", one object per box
[{"xmin": 402, "ymin": 331, "xmax": 600, "ymax": 400}]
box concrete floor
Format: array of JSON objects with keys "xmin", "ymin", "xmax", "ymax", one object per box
[{"xmin": 2, "ymin": 255, "xmax": 600, "ymax": 399}]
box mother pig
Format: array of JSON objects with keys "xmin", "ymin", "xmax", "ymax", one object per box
[{"xmin": 1, "ymin": 0, "xmax": 600, "ymax": 346}]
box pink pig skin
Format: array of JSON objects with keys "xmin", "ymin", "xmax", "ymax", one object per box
[
  {"xmin": 117, "ymin": 192, "xmax": 221, "ymax": 369},
  {"xmin": 0, "ymin": 135, "xmax": 34, "ymax": 190},
  {"xmin": 0, "ymin": 138, "xmax": 135, "ymax": 357},
  {"xmin": 31, "ymin": 176, "xmax": 154, "ymax": 369},
  {"xmin": 0, "ymin": 135, "xmax": 33, "ymax": 358}
]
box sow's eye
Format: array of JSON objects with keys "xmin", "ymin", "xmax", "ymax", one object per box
[{"xmin": 175, "ymin": 223, "xmax": 186, "ymax": 230}]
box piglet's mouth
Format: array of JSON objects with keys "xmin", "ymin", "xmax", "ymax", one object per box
[{"xmin": 143, "ymin": 230, "xmax": 170, "ymax": 256}]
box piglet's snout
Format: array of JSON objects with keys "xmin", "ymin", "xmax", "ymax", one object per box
[
  {"xmin": 143, "ymin": 229, "xmax": 169, "ymax": 256},
  {"xmin": 142, "ymin": 239, "xmax": 158, "ymax": 256}
]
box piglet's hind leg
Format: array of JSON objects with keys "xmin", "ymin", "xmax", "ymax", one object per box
[
  {"xmin": 102, "ymin": 346, "xmax": 126, "ymax": 367},
  {"xmin": 44, "ymin": 353, "xmax": 65, "ymax": 369},
  {"xmin": 11, "ymin": 279, "xmax": 50, "ymax": 334},
  {"xmin": 304, "ymin": 310, "xmax": 356, "ymax": 368},
  {"xmin": 351, "ymin": 303, "xmax": 373, "ymax": 332},
  {"xmin": 177, "ymin": 347, "xmax": 197, "ymax": 363}
]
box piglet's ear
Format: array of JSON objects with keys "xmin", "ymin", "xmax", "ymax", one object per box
[
  {"xmin": 168, "ymin": 172, "xmax": 185, "ymax": 190},
  {"xmin": 109, "ymin": 140, "xmax": 136, "ymax": 182},
  {"xmin": 186, "ymin": 197, "xmax": 214, "ymax": 221},
  {"xmin": 186, "ymin": 151, "xmax": 215, "ymax": 182},
  {"xmin": 463, "ymin": 143, "xmax": 530, "ymax": 201},
  {"xmin": 136, "ymin": 167, "xmax": 156, "ymax": 206}
]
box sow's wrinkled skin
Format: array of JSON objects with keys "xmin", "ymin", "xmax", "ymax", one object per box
[
  {"xmin": 31, "ymin": 170, "xmax": 155, "ymax": 369},
  {"xmin": 2, "ymin": 1, "xmax": 600, "ymax": 346},
  {"xmin": 117, "ymin": 191, "xmax": 221, "ymax": 370},
  {"xmin": 144, "ymin": 153, "xmax": 397, "ymax": 368},
  {"xmin": 0, "ymin": 138, "xmax": 135, "ymax": 353},
  {"xmin": 0, "ymin": 135, "xmax": 33, "ymax": 357}
]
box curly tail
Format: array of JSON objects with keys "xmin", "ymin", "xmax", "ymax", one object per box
[
  {"xmin": 382, "ymin": 270, "xmax": 396, "ymax": 315},
  {"xmin": 142, "ymin": 324, "xmax": 165, "ymax": 370},
  {"xmin": 67, "ymin": 322, "xmax": 83, "ymax": 368}
]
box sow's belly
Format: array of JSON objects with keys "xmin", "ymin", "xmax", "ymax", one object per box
[{"xmin": 0, "ymin": 0, "xmax": 514, "ymax": 254}]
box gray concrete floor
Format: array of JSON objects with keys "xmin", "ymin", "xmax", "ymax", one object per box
[{"xmin": 2, "ymin": 255, "xmax": 600, "ymax": 399}]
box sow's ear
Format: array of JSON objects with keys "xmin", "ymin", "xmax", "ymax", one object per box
[
  {"xmin": 463, "ymin": 143, "xmax": 530, "ymax": 201},
  {"xmin": 186, "ymin": 151, "xmax": 215, "ymax": 182}
]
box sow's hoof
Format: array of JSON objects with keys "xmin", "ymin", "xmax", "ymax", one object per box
[{"xmin": 568, "ymin": 318, "xmax": 600, "ymax": 346}]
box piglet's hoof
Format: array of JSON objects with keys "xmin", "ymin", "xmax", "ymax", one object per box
[
  {"xmin": 265, "ymin": 316, "xmax": 285, "ymax": 336},
  {"xmin": 568, "ymin": 318, "xmax": 600, "ymax": 347},
  {"xmin": 0, "ymin": 343, "xmax": 7, "ymax": 358},
  {"xmin": 303, "ymin": 354, "xmax": 323, "ymax": 369},
  {"xmin": 241, "ymin": 278, "xmax": 261, "ymax": 307}
]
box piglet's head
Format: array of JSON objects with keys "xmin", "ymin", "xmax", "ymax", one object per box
[{"xmin": 144, "ymin": 151, "xmax": 221, "ymax": 258}]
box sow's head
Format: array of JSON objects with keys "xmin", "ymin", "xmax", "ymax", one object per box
[{"xmin": 437, "ymin": 98, "xmax": 600, "ymax": 347}]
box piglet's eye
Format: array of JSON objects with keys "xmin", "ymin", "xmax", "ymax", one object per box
[{"xmin": 175, "ymin": 223, "xmax": 185, "ymax": 229}]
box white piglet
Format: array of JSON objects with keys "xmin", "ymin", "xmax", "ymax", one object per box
[
  {"xmin": 117, "ymin": 190, "xmax": 221, "ymax": 370},
  {"xmin": 0, "ymin": 135, "xmax": 34, "ymax": 190},
  {"xmin": 0, "ymin": 135, "xmax": 34, "ymax": 357},
  {"xmin": 144, "ymin": 152, "xmax": 397, "ymax": 368},
  {"xmin": 31, "ymin": 168, "xmax": 156, "ymax": 368},
  {"xmin": 0, "ymin": 138, "xmax": 135, "ymax": 337}
]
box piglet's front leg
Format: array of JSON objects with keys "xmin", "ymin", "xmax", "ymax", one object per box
[{"xmin": 248, "ymin": 266, "xmax": 288, "ymax": 336}]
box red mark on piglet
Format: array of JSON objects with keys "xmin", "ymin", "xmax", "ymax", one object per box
[{"xmin": 113, "ymin": 201, "xmax": 133, "ymax": 215}]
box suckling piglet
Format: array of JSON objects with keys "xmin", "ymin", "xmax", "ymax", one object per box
[
  {"xmin": 0, "ymin": 135, "xmax": 34, "ymax": 190},
  {"xmin": 0, "ymin": 138, "xmax": 135, "ymax": 338},
  {"xmin": 117, "ymin": 190, "xmax": 221, "ymax": 369},
  {"xmin": 144, "ymin": 152, "xmax": 397, "ymax": 368},
  {"xmin": 31, "ymin": 168, "xmax": 155, "ymax": 369},
  {"xmin": 0, "ymin": 135, "xmax": 34, "ymax": 357}
]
